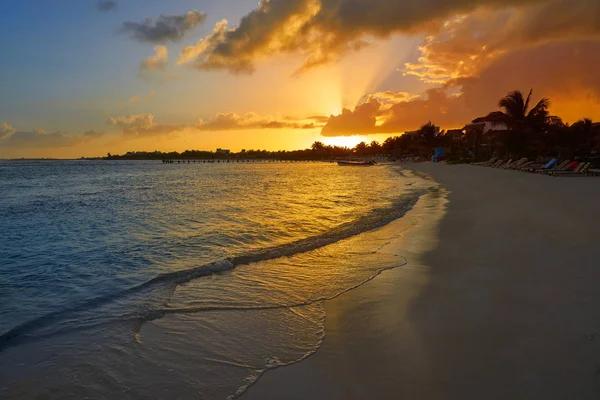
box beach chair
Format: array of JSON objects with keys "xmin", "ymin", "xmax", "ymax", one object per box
[
  {"xmin": 507, "ymin": 158, "xmax": 527, "ymax": 169},
  {"xmin": 514, "ymin": 161, "xmax": 534, "ymax": 171},
  {"xmin": 538, "ymin": 160, "xmax": 569, "ymax": 174},
  {"xmin": 527, "ymin": 158, "xmax": 556, "ymax": 173},
  {"xmin": 588, "ymin": 168, "xmax": 600, "ymax": 177},
  {"xmin": 474, "ymin": 157, "xmax": 497, "ymax": 166},
  {"xmin": 497, "ymin": 159, "xmax": 513, "ymax": 168},
  {"xmin": 551, "ymin": 162, "xmax": 590, "ymax": 177}
]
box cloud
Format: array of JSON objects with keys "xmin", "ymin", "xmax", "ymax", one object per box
[
  {"xmin": 316, "ymin": 0, "xmax": 600, "ymax": 136},
  {"xmin": 108, "ymin": 113, "xmax": 175, "ymax": 136},
  {"xmin": 361, "ymin": 91, "xmax": 421, "ymax": 105},
  {"xmin": 0, "ymin": 122, "xmax": 16, "ymax": 139},
  {"xmin": 456, "ymin": 40, "xmax": 600, "ymax": 122},
  {"xmin": 107, "ymin": 112, "xmax": 326, "ymax": 137},
  {"xmin": 96, "ymin": 0, "xmax": 117, "ymax": 12},
  {"xmin": 178, "ymin": 0, "xmax": 546, "ymax": 74},
  {"xmin": 404, "ymin": 0, "xmax": 600, "ymax": 84},
  {"xmin": 108, "ymin": 113, "xmax": 187, "ymax": 137},
  {"xmin": 321, "ymin": 89, "xmax": 472, "ymax": 136},
  {"xmin": 197, "ymin": 112, "xmax": 324, "ymax": 130},
  {"xmin": 119, "ymin": 91, "xmax": 155, "ymax": 106},
  {"xmin": 84, "ymin": 130, "xmax": 105, "ymax": 139},
  {"xmin": 121, "ymin": 11, "xmax": 206, "ymax": 43},
  {"xmin": 141, "ymin": 46, "xmax": 168, "ymax": 72},
  {"xmin": 0, "ymin": 128, "xmax": 104, "ymax": 148},
  {"xmin": 321, "ymin": 37, "xmax": 600, "ymax": 136}
]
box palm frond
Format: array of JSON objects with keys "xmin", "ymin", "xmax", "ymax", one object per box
[
  {"xmin": 523, "ymin": 89, "xmax": 533, "ymax": 115},
  {"xmin": 527, "ymin": 98, "xmax": 550, "ymax": 117},
  {"xmin": 499, "ymin": 90, "xmax": 526, "ymax": 120}
]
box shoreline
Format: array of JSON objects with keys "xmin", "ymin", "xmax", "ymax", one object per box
[{"xmin": 243, "ymin": 163, "xmax": 600, "ymax": 399}]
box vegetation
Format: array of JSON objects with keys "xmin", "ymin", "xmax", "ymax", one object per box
[
  {"xmin": 380, "ymin": 89, "xmax": 600, "ymax": 163},
  {"xmin": 106, "ymin": 89, "xmax": 600, "ymax": 163}
]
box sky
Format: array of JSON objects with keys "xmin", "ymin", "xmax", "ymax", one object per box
[{"xmin": 1, "ymin": 0, "xmax": 600, "ymax": 158}]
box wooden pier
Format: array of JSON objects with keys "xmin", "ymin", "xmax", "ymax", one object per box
[{"xmin": 161, "ymin": 159, "xmax": 325, "ymax": 164}]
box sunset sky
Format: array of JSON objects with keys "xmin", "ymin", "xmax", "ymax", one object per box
[{"xmin": 1, "ymin": 0, "xmax": 599, "ymax": 158}]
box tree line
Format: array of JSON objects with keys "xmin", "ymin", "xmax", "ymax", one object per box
[{"xmin": 106, "ymin": 89, "xmax": 600, "ymax": 162}]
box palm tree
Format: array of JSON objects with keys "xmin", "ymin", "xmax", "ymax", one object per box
[
  {"xmin": 569, "ymin": 118, "xmax": 595, "ymax": 156},
  {"xmin": 369, "ymin": 141, "xmax": 382, "ymax": 154},
  {"xmin": 311, "ymin": 141, "xmax": 325, "ymax": 152},
  {"xmin": 499, "ymin": 89, "xmax": 550, "ymax": 129},
  {"xmin": 354, "ymin": 141, "xmax": 368, "ymax": 156},
  {"xmin": 418, "ymin": 121, "xmax": 439, "ymax": 145}
]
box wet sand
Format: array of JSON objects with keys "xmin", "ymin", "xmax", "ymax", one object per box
[{"xmin": 244, "ymin": 163, "xmax": 600, "ymax": 399}]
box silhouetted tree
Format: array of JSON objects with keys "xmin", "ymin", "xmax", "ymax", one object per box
[
  {"xmin": 353, "ymin": 141, "xmax": 367, "ymax": 156},
  {"xmin": 499, "ymin": 89, "xmax": 550, "ymax": 129},
  {"xmin": 311, "ymin": 141, "xmax": 325, "ymax": 152},
  {"xmin": 369, "ymin": 141, "xmax": 382, "ymax": 154}
]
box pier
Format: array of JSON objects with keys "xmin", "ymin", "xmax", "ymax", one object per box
[{"xmin": 161, "ymin": 159, "xmax": 325, "ymax": 164}]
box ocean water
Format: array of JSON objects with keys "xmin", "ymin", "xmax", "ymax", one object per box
[{"xmin": 0, "ymin": 160, "xmax": 434, "ymax": 399}]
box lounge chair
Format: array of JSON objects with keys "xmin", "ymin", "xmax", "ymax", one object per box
[
  {"xmin": 514, "ymin": 161, "xmax": 534, "ymax": 171},
  {"xmin": 507, "ymin": 158, "xmax": 527, "ymax": 169},
  {"xmin": 551, "ymin": 162, "xmax": 590, "ymax": 177},
  {"xmin": 527, "ymin": 158, "xmax": 557, "ymax": 173},
  {"xmin": 473, "ymin": 157, "xmax": 497, "ymax": 166},
  {"xmin": 588, "ymin": 168, "xmax": 600, "ymax": 177},
  {"xmin": 489, "ymin": 159, "xmax": 504, "ymax": 168},
  {"xmin": 497, "ymin": 159, "xmax": 513, "ymax": 168},
  {"xmin": 538, "ymin": 160, "xmax": 570, "ymax": 174}
]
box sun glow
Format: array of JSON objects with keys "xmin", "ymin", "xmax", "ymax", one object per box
[{"xmin": 322, "ymin": 136, "xmax": 369, "ymax": 148}]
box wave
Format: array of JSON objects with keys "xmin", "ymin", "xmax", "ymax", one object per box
[{"xmin": 0, "ymin": 188, "xmax": 425, "ymax": 352}]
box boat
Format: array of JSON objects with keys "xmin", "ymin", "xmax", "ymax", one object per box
[{"xmin": 337, "ymin": 160, "xmax": 377, "ymax": 166}]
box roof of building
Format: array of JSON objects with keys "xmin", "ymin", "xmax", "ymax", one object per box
[{"xmin": 472, "ymin": 111, "xmax": 506, "ymax": 124}]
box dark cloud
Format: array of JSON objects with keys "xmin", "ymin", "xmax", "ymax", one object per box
[
  {"xmin": 178, "ymin": 0, "xmax": 546, "ymax": 74},
  {"xmin": 0, "ymin": 129, "xmax": 104, "ymax": 148},
  {"xmin": 96, "ymin": 0, "xmax": 117, "ymax": 12},
  {"xmin": 122, "ymin": 11, "xmax": 206, "ymax": 43}
]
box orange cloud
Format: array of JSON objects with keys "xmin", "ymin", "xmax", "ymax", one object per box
[
  {"xmin": 322, "ymin": 37, "xmax": 600, "ymax": 136},
  {"xmin": 178, "ymin": 0, "xmax": 546, "ymax": 74},
  {"xmin": 197, "ymin": 112, "xmax": 324, "ymax": 130},
  {"xmin": 141, "ymin": 45, "xmax": 168, "ymax": 72},
  {"xmin": 0, "ymin": 122, "xmax": 16, "ymax": 139},
  {"xmin": 107, "ymin": 112, "xmax": 326, "ymax": 137},
  {"xmin": 404, "ymin": 0, "xmax": 600, "ymax": 84},
  {"xmin": 321, "ymin": 89, "xmax": 472, "ymax": 136}
]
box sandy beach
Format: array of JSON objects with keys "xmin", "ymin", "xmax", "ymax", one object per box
[{"xmin": 244, "ymin": 163, "xmax": 600, "ymax": 400}]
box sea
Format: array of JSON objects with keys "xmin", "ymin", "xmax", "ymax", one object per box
[{"xmin": 0, "ymin": 160, "xmax": 434, "ymax": 399}]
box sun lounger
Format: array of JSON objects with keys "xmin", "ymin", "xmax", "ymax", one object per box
[
  {"xmin": 474, "ymin": 157, "xmax": 497, "ymax": 166},
  {"xmin": 514, "ymin": 161, "xmax": 534, "ymax": 171},
  {"xmin": 497, "ymin": 159, "xmax": 513, "ymax": 168},
  {"xmin": 528, "ymin": 158, "xmax": 557, "ymax": 173},
  {"xmin": 588, "ymin": 168, "xmax": 600, "ymax": 177},
  {"xmin": 538, "ymin": 160, "xmax": 570, "ymax": 174},
  {"xmin": 551, "ymin": 162, "xmax": 590, "ymax": 177},
  {"xmin": 507, "ymin": 158, "xmax": 527, "ymax": 169}
]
